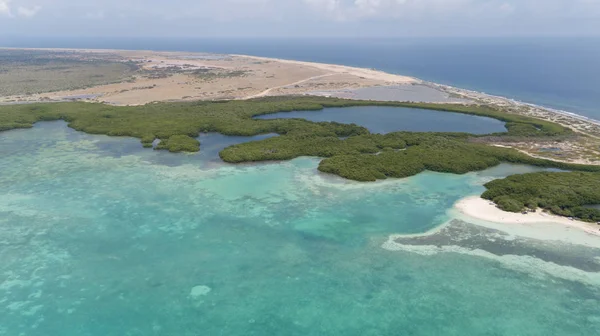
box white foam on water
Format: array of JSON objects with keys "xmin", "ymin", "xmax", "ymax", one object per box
[
  {"xmin": 382, "ymin": 237, "xmax": 600, "ymax": 288},
  {"xmin": 448, "ymin": 207, "xmax": 600, "ymax": 248}
]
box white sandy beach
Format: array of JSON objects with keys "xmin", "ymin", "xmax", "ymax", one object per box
[
  {"xmin": 454, "ymin": 196, "xmax": 600, "ymax": 240},
  {"xmin": 234, "ymin": 54, "xmax": 417, "ymax": 84}
]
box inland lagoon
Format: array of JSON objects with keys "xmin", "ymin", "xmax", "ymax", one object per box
[
  {"xmin": 253, "ymin": 106, "xmax": 507, "ymax": 134},
  {"xmin": 1, "ymin": 121, "xmax": 600, "ymax": 336}
]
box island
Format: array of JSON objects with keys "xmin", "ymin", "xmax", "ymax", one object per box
[{"xmin": 2, "ymin": 48, "xmax": 600, "ymax": 224}]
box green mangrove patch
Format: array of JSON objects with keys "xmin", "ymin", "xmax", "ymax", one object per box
[
  {"xmin": 482, "ymin": 172, "xmax": 600, "ymax": 222},
  {"xmin": 2, "ymin": 95, "xmax": 599, "ymax": 221},
  {"xmin": 0, "ymin": 96, "xmax": 570, "ymax": 139},
  {"xmin": 313, "ymin": 135, "xmax": 600, "ymax": 181},
  {"xmin": 0, "ymin": 96, "xmax": 585, "ymax": 177},
  {"xmin": 154, "ymin": 135, "xmax": 200, "ymax": 153}
]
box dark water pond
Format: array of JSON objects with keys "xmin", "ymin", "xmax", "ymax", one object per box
[{"xmin": 254, "ymin": 106, "xmax": 507, "ymax": 134}]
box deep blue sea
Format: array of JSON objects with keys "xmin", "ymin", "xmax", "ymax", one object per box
[{"xmin": 2, "ymin": 36, "xmax": 599, "ymax": 119}]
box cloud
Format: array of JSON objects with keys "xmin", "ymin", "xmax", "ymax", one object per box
[
  {"xmin": 304, "ymin": 0, "xmax": 340, "ymax": 12},
  {"xmin": 0, "ymin": 0, "xmax": 13, "ymax": 17},
  {"xmin": 17, "ymin": 5, "xmax": 41, "ymax": 17},
  {"xmin": 0, "ymin": 0, "xmax": 599, "ymax": 37},
  {"xmin": 302, "ymin": 0, "xmax": 467, "ymax": 20},
  {"xmin": 300, "ymin": 0, "xmax": 600, "ymax": 21},
  {"xmin": 1, "ymin": 1, "xmax": 42, "ymax": 18}
]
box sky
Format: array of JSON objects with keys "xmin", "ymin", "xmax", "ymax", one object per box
[{"xmin": 1, "ymin": 0, "xmax": 600, "ymax": 37}]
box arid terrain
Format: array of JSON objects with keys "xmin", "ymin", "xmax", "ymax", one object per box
[{"xmin": 0, "ymin": 48, "xmax": 415, "ymax": 105}]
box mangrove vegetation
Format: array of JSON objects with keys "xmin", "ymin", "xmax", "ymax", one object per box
[
  {"xmin": 482, "ymin": 172, "xmax": 600, "ymax": 222},
  {"xmin": 3, "ymin": 95, "xmax": 599, "ymax": 220}
]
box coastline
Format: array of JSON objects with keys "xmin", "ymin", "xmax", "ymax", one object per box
[
  {"xmin": 1, "ymin": 46, "xmax": 599, "ymax": 135},
  {"xmin": 232, "ymin": 54, "xmax": 600, "ymax": 133},
  {"xmin": 424, "ymin": 81, "xmax": 600, "ymax": 132},
  {"xmin": 235, "ymin": 52, "xmax": 600, "ymax": 137},
  {"xmin": 382, "ymin": 194, "xmax": 600, "ymax": 259},
  {"xmin": 236, "ymin": 53, "xmax": 600, "ymax": 130},
  {"xmin": 454, "ymin": 196, "xmax": 600, "ymax": 238},
  {"xmin": 0, "ymin": 47, "xmax": 414, "ymax": 106},
  {"xmin": 2, "ymin": 46, "xmax": 600, "ymax": 163},
  {"xmin": 231, "ymin": 53, "xmax": 600, "ymax": 137},
  {"xmin": 231, "ymin": 54, "xmax": 417, "ymax": 85}
]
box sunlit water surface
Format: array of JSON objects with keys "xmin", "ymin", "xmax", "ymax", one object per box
[{"xmin": 1, "ymin": 122, "xmax": 599, "ymax": 336}]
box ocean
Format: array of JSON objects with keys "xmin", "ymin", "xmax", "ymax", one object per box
[
  {"xmin": 1, "ymin": 38, "xmax": 600, "ymax": 335},
  {"xmin": 2, "ymin": 121, "xmax": 599, "ymax": 336},
  {"xmin": 3, "ymin": 36, "xmax": 600, "ymax": 119}
]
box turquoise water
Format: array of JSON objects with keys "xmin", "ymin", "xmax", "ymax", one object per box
[
  {"xmin": 1, "ymin": 122, "xmax": 600, "ymax": 335},
  {"xmin": 254, "ymin": 106, "xmax": 507, "ymax": 134}
]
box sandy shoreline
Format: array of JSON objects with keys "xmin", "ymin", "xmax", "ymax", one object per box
[
  {"xmin": 454, "ymin": 196, "xmax": 600, "ymax": 238},
  {"xmin": 381, "ymin": 195, "xmax": 600, "ymax": 251},
  {"xmin": 233, "ymin": 54, "xmax": 416, "ymax": 84}
]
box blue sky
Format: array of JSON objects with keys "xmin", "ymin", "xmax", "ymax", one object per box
[{"xmin": 1, "ymin": 0, "xmax": 600, "ymax": 37}]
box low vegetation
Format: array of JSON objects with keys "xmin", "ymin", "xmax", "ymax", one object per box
[
  {"xmin": 482, "ymin": 172, "xmax": 600, "ymax": 222},
  {"xmin": 317, "ymin": 138, "xmax": 600, "ymax": 181},
  {"xmin": 0, "ymin": 96, "xmax": 571, "ymax": 136},
  {"xmin": 154, "ymin": 135, "xmax": 200, "ymax": 152},
  {"xmin": 192, "ymin": 69, "xmax": 249, "ymax": 81},
  {"xmin": 0, "ymin": 50, "xmax": 137, "ymax": 96},
  {"xmin": 2, "ymin": 95, "xmax": 598, "ymax": 220},
  {"xmin": 0, "ymin": 96, "xmax": 578, "ymax": 164}
]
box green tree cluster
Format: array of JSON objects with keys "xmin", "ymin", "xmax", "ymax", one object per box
[
  {"xmin": 154, "ymin": 135, "xmax": 200, "ymax": 153},
  {"xmin": 482, "ymin": 172, "xmax": 600, "ymax": 222},
  {"xmin": 0, "ymin": 96, "xmax": 571, "ymax": 143},
  {"xmin": 2, "ymin": 96, "xmax": 598, "ymax": 221},
  {"xmin": 315, "ymin": 137, "xmax": 600, "ymax": 182}
]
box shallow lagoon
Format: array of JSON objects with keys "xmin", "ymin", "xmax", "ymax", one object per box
[
  {"xmin": 254, "ymin": 106, "xmax": 507, "ymax": 134},
  {"xmin": 197, "ymin": 132, "xmax": 277, "ymax": 162},
  {"xmin": 1, "ymin": 122, "xmax": 599, "ymax": 336}
]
